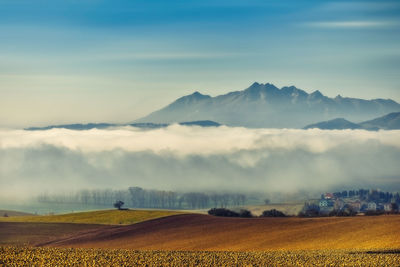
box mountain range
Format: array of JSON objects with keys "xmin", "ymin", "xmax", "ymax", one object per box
[
  {"xmin": 26, "ymin": 120, "xmax": 220, "ymax": 131},
  {"xmin": 136, "ymin": 82, "xmax": 400, "ymax": 128},
  {"xmin": 304, "ymin": 112, "xmax": 400, "ymax": 130}
]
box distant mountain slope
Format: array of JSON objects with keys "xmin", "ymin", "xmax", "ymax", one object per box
[
  {"xmin": 179, "ymin": 120, "xmax": 221, "ymax": 127},
  {"xmin": 26, "ymin": 120, "xmax": 221, "ymax": 131},
  {"xmin": 136, "ymin": 82, "xmax": 400, "ymax": 128},
  {"xmin": 26, "ymin": 123, "xmax": 117, "ymax": 131},
  {"xmin": 304, "ymin": 118, "xmax": 362, "ymax": 130},
  {"xmin": 304, "ymin": 112, "xmax": 400, "ymax": 130},
  {"xmin": 359, "ymin": 112, "xmax": 400, "ymax": 130}
]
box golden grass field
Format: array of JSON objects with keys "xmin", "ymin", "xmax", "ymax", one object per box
[
  {"xmin": 1, "ymin": 246, "xmax": 399, "ymax": 266},
  {"xmin": 0, "ymin": 209, "xmax": 35, "ymax": 217},
  {"xmin": 0, "ymin": 209, "xmax": 183, "ymax": 225}
]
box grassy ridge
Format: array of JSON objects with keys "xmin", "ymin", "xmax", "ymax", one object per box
[
  {"xmin": 0, "ymin": 210, "xmax": 35, "ymax": 217},
  {"xmin": 0, "ymin": 209, "xmax": 183, "ymax": 225},
  {"xmin": 0, "ymin": 222, "xmax": 107, "ymax": 246}
]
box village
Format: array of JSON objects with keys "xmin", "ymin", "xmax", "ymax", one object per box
[{"xmin": 301, "ymin": 189, "xmax": 400, "ymax": 216}]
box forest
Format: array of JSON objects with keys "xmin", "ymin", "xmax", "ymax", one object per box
[{"xmin": 36, "ymin": 187, "xmax": 247, "ymax": 210}]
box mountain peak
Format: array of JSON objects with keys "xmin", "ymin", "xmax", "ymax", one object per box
[
  {"xmin": 250, "ymin": 82, "xmax": 261, "ymax": 87},
  {"xmin": 311, "ymin": 90, "xmax": 322, "ymax": 96},
  {"xmin": 309, "ymin": 90, "xmax": 324, "ymax": 99},
  {"xmin": 243, "ymin": 82, "xmax": 280, "ymax": 100},
  {"xmin": 184, "ymin": 91, "xmax": 211, "ymax": 99},
  {"xmin": 191, "ymin": 91, "xmax": 204, "ymax": 96},
  {"xmin": 171, "ymin": 91, "xmax": 211, "ymax": 107}
]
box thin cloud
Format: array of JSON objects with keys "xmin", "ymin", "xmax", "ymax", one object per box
[
  {"xmin": 89, "ymin": 52, "xmax": 248, "ymax": 62},
  {"xmin": 319, "ymin": 1, "xmax": 400, "ymax": 12},
  {"xmin": 303, "ymin": 20, "xmax": 399, "ymax": 29}
]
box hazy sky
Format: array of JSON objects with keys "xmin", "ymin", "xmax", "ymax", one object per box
[{"xmin": 1, "ymin": 0, "xmax": 400, "ymax": 127}]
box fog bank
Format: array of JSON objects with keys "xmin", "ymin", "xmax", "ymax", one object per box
[{"xmin": 1, "ymin": 126, "xmax": 399, "ymax": 199}]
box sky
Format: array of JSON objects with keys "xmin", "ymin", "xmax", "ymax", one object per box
[{"xmin": 1, "ymin": 0, "xmax": 400, "ymax": 128}]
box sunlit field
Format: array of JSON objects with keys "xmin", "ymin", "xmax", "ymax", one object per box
[
  {"xmin": 1, "ymin": 247, "xmax": 399, "ymax": 266},
  {"xmin": 0, "ymin": 209, "xmax": 183, "ymax": 225}
]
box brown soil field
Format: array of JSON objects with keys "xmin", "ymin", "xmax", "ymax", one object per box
[
  {"xmin": 39, "ymin": 214, "xmax": 400, "ymax": 251},
  {"xmin": 0, "ymin": 222, "xmax": 107, "ymax": 246}
]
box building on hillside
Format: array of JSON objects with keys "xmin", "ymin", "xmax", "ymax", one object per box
[
  {"xmin": 384, "ymin": 203, "xmax": 392, "ymax": 212},
  {"xmin": 334, "ymin": 199, "xmax": 345, "ymax": 211},
  {"xmin": 323, "ymin": 193, "xmax": 334, "ymax": 200},
  {"xmin": 367, "ymin": 201, "xmax": 377, "ymax": 211},
  {"xmin": 319, "ymin": 199, "xmax": 334, "ymax": 214},
  {"xmin": 349, "ymin": 201, "xmax": 362, "ymax": 212}
]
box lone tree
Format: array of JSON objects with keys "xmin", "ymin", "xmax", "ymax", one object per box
[{"xmin": 113, "ymin": 200, "xmax": 124, "ymax": 210}]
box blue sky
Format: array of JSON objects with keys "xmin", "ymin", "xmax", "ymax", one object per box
[{"xmin": 1, "ymin": 0, "xmax": 400, "ymax": 127}]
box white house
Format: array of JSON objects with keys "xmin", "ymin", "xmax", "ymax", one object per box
[
  {"xmin": 367, "ymin": 202, "xmax": 377, "ymax": 211},
  {"xmin": 319, "ymin": 200, "xmax": 329, "ymax": 207},
  {"xmin": 384, "ymin": 203, "xmax": 392, "ymax": 212},
  {"xmin": 319, "ymin": 199, "xmax": 334, "ymax": 214}
]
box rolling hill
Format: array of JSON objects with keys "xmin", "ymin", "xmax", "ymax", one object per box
[
  {"xmin": 39, "ymin": 214, "xmax": 400, "ymax": 251},
  {"xmin": 304, "ymin": 118, "xmax": 362, "ymax": 130},
  {"xmin": 304, "ymin": 112, "xmax": 400, "ymax": 130},
  {"xmin": 359, "ymin": 112, "xmax": 400, "ymax": 130},
  {"xmin": 0, "ymin": 210, "xmax": 35, "ymax": 217},
  {"xmin": 0, "ymin": 209, "xmax": 183, "ymax": 225},
  {"xmin": 0, "ymin": 222, "xmax": 107, "ymax": 246},
  {"xmin": 136, "ymin": 82, "xmax": 400, "ymax": 128}
]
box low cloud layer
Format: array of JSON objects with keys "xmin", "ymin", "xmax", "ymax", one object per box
[{"xmin": 1, "ymin": 125, "xmax": 400, "ymax": 200}]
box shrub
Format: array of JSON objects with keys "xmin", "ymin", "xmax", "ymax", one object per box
[
  {"xmin": 365, "ymin": 210, "xmax": 384, "ymax": 216},
  {"xmin": 261, "ymin": 209, "xmax": 286, "ymax": 217},
  {"xmin": 329, "ymin": 209, "xmax": 357, "ymax": 217},
  {"xmin": 238, "ymin": 209, "xmax": 253, "ymax": 218},
  {"xmin": 298, "ymin": 208, "xmax": 319, "ymax": 217},
  {"xmin": 208, "ymin": 208, "xmax": 239, "ymax": 217}
]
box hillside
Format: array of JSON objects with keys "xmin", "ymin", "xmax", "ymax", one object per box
[
  {"xmin": 304, "ymin": 118, "xmax": 362, "ymax": 130},
  {"xmin": 40, "ymin": 214, "xmax": 400, "ymax": 251},
  {"xmin": 304, "ymin": 112, "xmax": 400, "ymax": 130},
  {"xmin": 359, "ymin": 112, "xmax": 400, "ymax": 130},
  {"xmin": 0, "ymin": 222, "xmax": 106, "ymax": 246},
  {"xmin": 136, "ymin": 82, "xmax": 400, "ymax": 128},
  {"xmin": 0, "ymin": 209, "xmax": 183, "ymax": 225},
  {"xmin": 0, "ymin": 210, "xmax": 35, "ymax": 217}
]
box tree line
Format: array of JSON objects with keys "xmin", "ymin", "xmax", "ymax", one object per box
[
  {"xmin": 325, "ymin": 189, "xmax": 400, "ymax": 203},
  {"xmin": 36, "ymin": 186, "xmax": 247, "ymax": 210}
]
